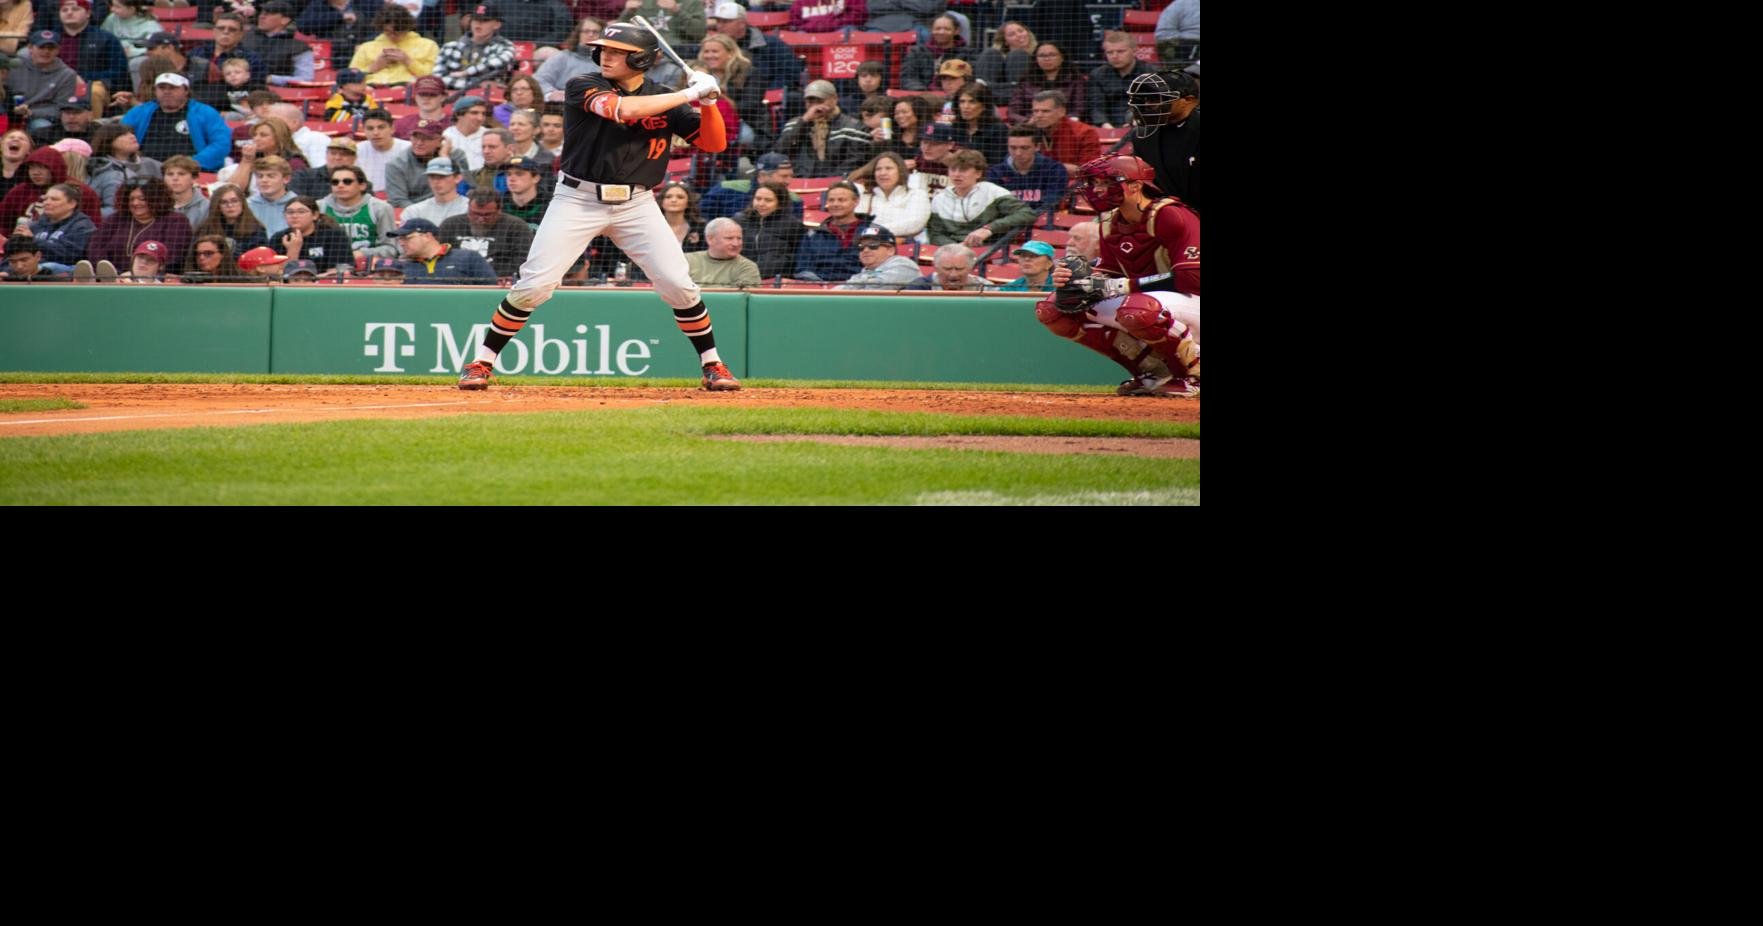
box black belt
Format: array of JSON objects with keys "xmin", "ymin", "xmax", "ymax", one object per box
[{"xmin": 558, "ymin": 174, "xmax": 648, "ymax": 196}]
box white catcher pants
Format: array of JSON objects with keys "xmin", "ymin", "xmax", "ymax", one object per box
[
  {"xmin": 1090, "ymin": 291, "xmax": 1202, "ymax": 344},
  {"xmin": 507, "ymin": 183, "xmax": 702, "ymax": 312}
]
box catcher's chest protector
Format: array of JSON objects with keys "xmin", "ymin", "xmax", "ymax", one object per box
[{"xmin": 1099, "ymin": 198, "xmax": 1183, "ymax": 278}]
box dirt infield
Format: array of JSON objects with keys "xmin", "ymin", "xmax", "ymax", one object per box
[{"xmin": 0, "ymin": 383, "xmax": 1199, "ymax": 455}]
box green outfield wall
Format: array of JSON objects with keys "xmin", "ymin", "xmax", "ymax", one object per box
[{"xmin": 1, "ymin": 285, "xmax": 1124, "ymax": 384}]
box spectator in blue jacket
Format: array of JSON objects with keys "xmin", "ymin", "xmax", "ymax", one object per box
[
  {"xmin": 389, "ymin": 216, "xmax": 497, "ymax": 284},
  {"xmin": 55, "ymin": 0, "xmax": 128, "ymax": 94},
  {"xmin": 121, "ymin": 72, "xmax": 233, "ymax": 170},
  {"xmin": 22, "ymin": 182, "xmax": 98, "ymax": 272},
  {"xmin": 985, "ymin": 125, "xmax": 1068, "ymax": 226}
]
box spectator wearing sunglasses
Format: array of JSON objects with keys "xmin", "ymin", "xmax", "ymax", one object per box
[{"xmin": 316, "ymin": 163, "xmax": 397, "ymax": 258}]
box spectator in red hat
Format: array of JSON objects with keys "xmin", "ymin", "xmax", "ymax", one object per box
[
  {"xmin": 393, "ymin": 74, "xmax": 452, "ymax": 138},
  {"xmin": 237, "ymin": 243, "xmax": 288, "ymax": 278},
  {"xmin": 118, "ymin": 236, "xmax": 170, "ymax": 280}
]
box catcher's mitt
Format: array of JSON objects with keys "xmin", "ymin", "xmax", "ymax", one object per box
[{"xmin": 1053, "ymin": 256, "xmax": 1101, "ymax": 315}]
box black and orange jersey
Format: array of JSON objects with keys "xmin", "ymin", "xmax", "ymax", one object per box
[{"xmin": 562, "ymin": 74, "xmax": 703, "ymax": 189}]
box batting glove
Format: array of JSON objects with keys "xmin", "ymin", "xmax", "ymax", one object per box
[{"xmin": 683, "ymin": 71, "xmax": 721, "ymax": 102}]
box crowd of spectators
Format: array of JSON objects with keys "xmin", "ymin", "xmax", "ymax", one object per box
[{"xmin": 3, "ymin": 0, "xmax": 1199, "ymax": 289}]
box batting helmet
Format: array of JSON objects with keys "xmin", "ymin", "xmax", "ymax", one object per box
[
  {"xmin": 1077, "ymin": 155, "xmax": 1158, "ymax": 211},
  {"xmin": 589, "ymin": 22, "xmax": 659, "ymax": 71},
  {"xmin": 1126, "ymin": 70, "xmax": 1197, "ymax": 134}
]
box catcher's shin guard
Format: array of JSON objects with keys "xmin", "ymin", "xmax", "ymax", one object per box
[
  {"xmin": 1115, "ymin": 293, "xmax": 1199, "ymax": 377},
  {"xmin": 1037, "ymin": 298, "xmax": 1159, "ymax": 377}
]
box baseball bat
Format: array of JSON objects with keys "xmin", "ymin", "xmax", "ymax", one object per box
[{"xmin": 632, "ymin": 15, "xmax": 709, "ymax": 96}]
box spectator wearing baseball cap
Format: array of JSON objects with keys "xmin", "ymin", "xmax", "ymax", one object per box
[
  {"xmin": 836, "ymin": 223, "xmax": 921, "ymax": 290},
  {"xmin": 397, "ymin": 156, "xmax": 470, "ymax": 226},
  {"xmin": 393, "ymin": 75, "xmax": 453, "ymax": 139},
  {"xmin": 282, "ymin": 258, "xmax": 320, "ymax": 282},
  {"xmin": 999, "ymin": 239, "xmax": 1056, "ymax": 291},
  {"xmin": 444, "ymin": 95, "xmax": 490, "ymax": 170},
  {"xmin": 322, "ymin": 67, "xmax": 382, "ymax": 123},
  {"xmin": 499, "ymin": 155, "xmax": 549, "ymax": 226},
  {"xmin": 54, "ymin": 0, "xmax": 129, "ymax": 102},
  {"xmin": 348, "ymin": 4, "xmax": 439, "ymax": 85},
  {"xmin": 238, "ymin": 244, "xmax": 289, "ymax": 278},
  {"xmin": 773, "ymin": 80, "xmax": 875, "ymax": 179},
  {"xmin": 900, "ymin": 12, "xmax": 969, "ymax": 91},
  {"xmin": 388, "ymin": 216, "xmax": 497, "ymax": 285},
  {"xmin": 936, "ymin": 57, "xmax": 974, "ymax": 97},
  {"xmin": 32, "ymin": 92, "xmax": 94, "ymax": 148},
  {"xmin": 697, "ymin": 150, "xmax": 805, "ymax": 222},
  {"xmin": 240, "ymin": 0, "xmax": 316, "ymax": 87},
  {"xmin": 291, "ymin": 134, "xmax": 360, "ymax": 199},
  {"xmin": 361, "ymin": 255, "xmax": 406, "ymax": 283},
  {"xmin": 436, "ymin": 2, "xmax": 516, "ymax": 91},
  {"xmin": 913, "ymin": 120, "xmax": 961, "ymax": 187},
  {"xmin": 121, "ymin": 238, "xmax": 171, "ymax": 282},
  {"xmin": 121, "ymin": 70, "xmax": 234, "ymax": 170},
  {"xmin": 382, "ymin": 125, "xmax": 469, "ymax": 209},
  {"xmin": 10, "ymin": 31, "xmax": 79, "ymax": 132}
]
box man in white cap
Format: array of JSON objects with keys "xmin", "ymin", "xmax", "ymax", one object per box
[
  {"xmin": 705, "ymin": 1, "xmax": 797, "ymax": 93},
  {"xmin": 120, "ymin": 71, "xmax": 233, "ymax": 170}
]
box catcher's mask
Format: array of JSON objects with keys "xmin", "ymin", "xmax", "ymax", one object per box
[
  {"xmin": 589, "ymin": 22, "xmax": 659, "ymax": 71},
  {"xmin": 1126, "ymin": 70, "xmax": 1197, "ymax": 136},
  {"xmin": 1077, "ymin": 155, "xmax": 1158, "ymax": 211}
]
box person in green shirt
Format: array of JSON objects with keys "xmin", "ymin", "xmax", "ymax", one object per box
[
  {"xmin": 319, "ymin": 163, "xmax": 397, "ymax": 258},
  {"xmin": 684, "ymin": 217, "xmax": 761, "ymax": 287}
]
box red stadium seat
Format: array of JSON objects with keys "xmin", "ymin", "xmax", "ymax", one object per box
[
  {"xmin": 513, "ymin": 40, "xmax": 535, "ymax": 62},
  {"xmin": 747, "ymin": 11, "xmax": 789, "ymax": 34},
  {"xmin": 1123, "ymin": 10, "xmax": 1160, "ymax": 31},
  {"xmin": 152, "ymin": 4, "xmax": 197, "ymax": 36},
  {"xmin": 763, "ymin": 87, "xmax": 784, "ymax": 135}
]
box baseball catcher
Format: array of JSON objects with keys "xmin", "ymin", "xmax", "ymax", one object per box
[{"xmin": 1036, "ymin": 154, "xmax": 1200, "ymax": 397}]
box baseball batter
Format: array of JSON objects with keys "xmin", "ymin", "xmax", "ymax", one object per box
[
  {"xmin": 456, "ymin": 22, "xmax": 738, "ymax": 391},
  {"xmin": 1042, "ymin": 155, "xmax": 1200, "ymax": 398}
]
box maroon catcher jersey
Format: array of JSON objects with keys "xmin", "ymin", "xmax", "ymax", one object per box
[{"xmin": 1097, "ymin": 196, "xmax": 1201, "ymax": 296}]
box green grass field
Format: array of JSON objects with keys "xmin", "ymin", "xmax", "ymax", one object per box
[{"xmin": 1, "ymin": 405, "xmax": 1198, "ymax": 506}]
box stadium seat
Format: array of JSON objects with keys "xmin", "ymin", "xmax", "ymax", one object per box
[
  {"xmin": 151, "ymin": 4, "xmax": 197, "ymax": 37},
  {"xmin": 1123, "ymin": 10, "xmax": 1159, "ymax": 31},
  {"xmin": 763, "ymin": 87, "xmax": 784, "ymax": 136},
  {"xmin": 747, "ymin": 11, "xmax": 789, "ymax": 34}
]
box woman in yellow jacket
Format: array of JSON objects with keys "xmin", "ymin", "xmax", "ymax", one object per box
[{"xmin": 348, "ymin": 6, "xmax": 438, "ymax": 85}]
